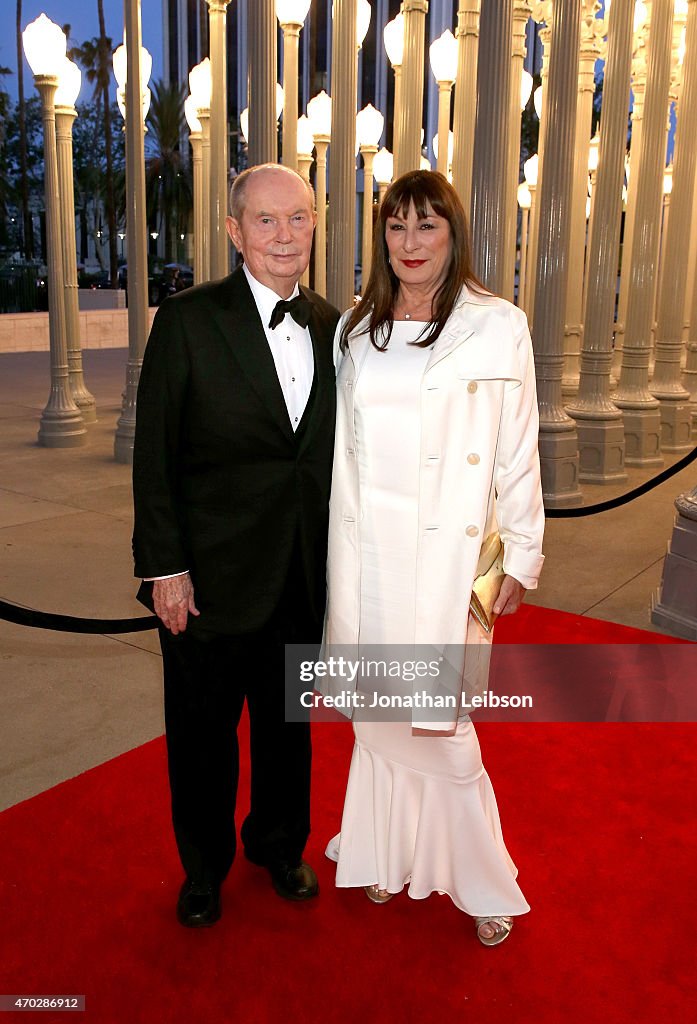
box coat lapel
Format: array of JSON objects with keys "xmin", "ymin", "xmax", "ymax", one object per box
[{"xmin": 212, "ymin": 267, "xmax": 294, "ymax": 442}]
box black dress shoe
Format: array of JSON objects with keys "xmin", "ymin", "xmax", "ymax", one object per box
[
  {"xmin": 267, "ymin": 860, "xmax": 319, "ymax": 901},
  {"xmin": 176, "ymin": 879, "xmax": 221, "ymax": 928}
]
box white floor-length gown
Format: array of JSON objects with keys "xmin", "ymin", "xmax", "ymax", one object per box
[{"xmin": 325, "ymin": 321, "xmax": 530, "ymax": 917}]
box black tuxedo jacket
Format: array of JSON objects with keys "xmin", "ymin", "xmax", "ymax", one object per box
[{"xmin": 132, "ymin": 266, "xmax": 340, "ymax": 637}]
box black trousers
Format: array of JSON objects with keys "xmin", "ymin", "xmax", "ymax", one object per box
[{"xmin": 159, "ymin": 554, "xmax": 319, "ymax": 887}]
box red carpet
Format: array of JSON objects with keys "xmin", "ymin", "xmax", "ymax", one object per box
[{"xmin": 1, "ymin": 606, "xmax": 695, "ymax": 1023}]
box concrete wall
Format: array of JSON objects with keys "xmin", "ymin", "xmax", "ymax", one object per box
[{"xmin": 0, "ymin": 308, "xmax": 157, "ymax": 354}]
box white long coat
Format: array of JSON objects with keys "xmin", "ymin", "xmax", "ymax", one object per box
[{"xmin": 323, "ymin": 285, "xmax": 545, "ymax": 730}]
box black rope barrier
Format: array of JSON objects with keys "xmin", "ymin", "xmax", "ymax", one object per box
[
  {"xmin": 0, "ymin": 443, "xmax": 695, "ymax": 633},
  {"xmin": 545, "ymin": 442, "xmax": 697, "ymax": 517}
]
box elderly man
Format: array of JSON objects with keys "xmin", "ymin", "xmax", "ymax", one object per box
[{"xmin": 132, "ymin": 164, "xmax": 339, "ymax": 927}]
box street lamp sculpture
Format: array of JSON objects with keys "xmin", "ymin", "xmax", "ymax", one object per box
[
  {"xmin": 522, "ymin": 153, "xmax": 539, "ymax": 316},
  {"xmin": 205, "ymin": 0, "xmax": 232, "ymax": 280},
  {"xmin": 307, "ymin": 89, "xmax": 332, "ymax": 297},
  {"xmin": 23, "ymin": 13, "xmax": 86, "ymax": 447},
  {"xmin": 185, "ymin": 96, "xmax": 205, "ymax": 286},
  {"xmin": 189, "ymin": 58, "xmax": 212, "ymax": 284},
  {"xmin": 429, "ymin": 29, "xmax": 458, "ymax": 177},
  {"xmin": 297, "ymin": 114, "xmax": 315, "ymax": 287},
  {"xmin": 357, "ymin": 103, "xmax": 385, "ymax": 288},
  {"xmin": 517, "ymin": 180, "xmax": 531, "ymax": 311},
  {"xmin": 113, "ymin": 1, "xmax": 152, "ymax": 465},
  {"xmin": 384, "ymin": 13, "xmax": 405, "ymax": 168},
  {"xmin": 276, "ymin": 1, "xmax": 312, "ymax": 170},
  {"xmin": 432, "ymin": 130, "xmax": 455, "ymax": 181},
  {"xmin": 55, "ymin": 55, "xmax": 97, "ymax": 424},
  {"xmin": 373, "ymin": 146, "xmax": 394, "ymax": 204}
]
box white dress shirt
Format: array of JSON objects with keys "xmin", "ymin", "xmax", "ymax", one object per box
[{"xmin": 146, "ymin": 265, "xmax": 315, "ymax": 581}]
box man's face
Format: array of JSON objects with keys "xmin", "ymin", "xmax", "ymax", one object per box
[{"xmin": 226, "ymin": 169, "xmax": 316, "ymax": 298}]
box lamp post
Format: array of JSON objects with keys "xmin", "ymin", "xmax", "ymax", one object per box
[
  {"xmin": 55, "ymin": 55, "xmax": 96, "ymax": 424},
  {"xmin": 517, "ymin": 180, "xmax": 531, "ymax": 310},
  {"xmin": 452, "ymin": 0, "xmax": 481, "ymax": 212},
  {"xmin": 395, "ymin": 1, "xmax": 429, "ymax": 178},
  {"xmin": 276, "ymin": 1, "xmax": 311, "ymax": 170},
  {"xmin": 374, "ymin": 146, "xmax": 394, "ymax": 204},
  {"xmin": 357, "ymin": 103, "xmax": 385, "ymax": 289},
  {"xmin": 113, "ymin": 1, "xmax": 151, "ymax": 465},
  {"xmin": 185, "ymin": 96, "xmax": 204, "ymax": 286},
  {"xmin": 522, "ymin": 153, "xmax": 538, "ymax": 313},
  {"xmin": 297, "ymin": 114, "xmax": 315, "ymax": 288},
  {"xmin": 23, "ymin": 14, "xmax": 86, "ymax": 448},
  {"xmin": 206, "ymin": 0, "xmax": 232, "ymax": 281},
  {"xmin": 327, "ymin": 0, "xmax": 357, "ymax": 311},
  {"xmin": 189, "ymin": 58, "xmax": 212, "ymax": 284},
  {"xmin": 307, "ymin": 89, "xmax": 332, "ymax": 297},
  {"xmin": 383, "ymin": 13, "xmax": 404, "ymax": 167},
  {"xmin": 248, "ymin": 0, "xmax": 277, "ymax": 166},
  {"xmin": 432, "ymin": 131, "xmax": 454, "ymax": 180},
  {"xmin": 429, "ymin": 30, "xmax": 458, "ymax": 177}
]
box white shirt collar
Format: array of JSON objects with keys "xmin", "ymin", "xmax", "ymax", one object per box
[{"xmin": 242, "ymin": 264, "xmax": 300, "ymax": 329}]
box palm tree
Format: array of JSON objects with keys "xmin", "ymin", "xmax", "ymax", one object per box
[
  {"xmin": 145, "ymin": 79, "xmax": 192, "ymax": 261},
  {"xmin": 71, "ymin": 3, "xmax": 118, "ymax": 286},
  {"xmin": 16, "ymin": 0, "xmax": 33, "ymax": 259}
]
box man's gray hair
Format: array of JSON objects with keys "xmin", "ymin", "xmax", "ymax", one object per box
[{"xmin": 229, "ymin": 163, "xmax": 316, "ymax": 220}]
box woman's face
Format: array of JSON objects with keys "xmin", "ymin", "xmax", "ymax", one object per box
[{"xmin": 384, "ymin": 200, "xmax": 452, "ymax": 293}]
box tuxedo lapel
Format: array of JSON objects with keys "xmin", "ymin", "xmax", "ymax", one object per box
[
  {"xmin": 212, "ymin": 267, "xmax": 294, "ymax": 442},
  {"xmin": 297, "ymin": 286, "xmax": 335, "ymax": 455}
]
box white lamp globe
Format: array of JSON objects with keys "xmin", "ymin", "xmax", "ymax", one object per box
[
  {"xmin": 429, "ymin": 29, "xmax": 458, "ymax": 84},
  {"xmin": 297, "ymin": 114, "xmax": 315, "ymax": 157},
  {"xmin": 520, "ymin": 69, "xmax": 533, "ymax": 111},
  {"xmin": 523, "ymin": 153, "xmax": 539, "ymax": 187},
  {"xmin": 55, "ymin": 57, "xmax": 81, "ymax": 107},
  {"xmin": 240, "ymin": 108, "xmax": 249, "ymax": 145},
  {"xmin": 383, "ymin": 13, "xmax": 404, "ymax": 67},
  {"xmin": 22, "ymin": 14, "xmax": 66, "ymax": 78},
  {"xmin": 184, "ymin": 94, "xmax": 202, "ymax": 133},
  {"xmin": 432, "ymin": 130, "xmax": 454, "ymax": 167},
  {"xmin": 356, "ymin": 103, "xmax": 385, "ymax": 149},
  {"xmin": 373, "ymin": 147, "xmax": 394, "ymax": 186},
  {"xmin": 307, "ymin": 90, "xmax": 332, "ymax": 138},
  {"xmin": 517, "ymin": 181, "xmax": 531, "ymax": 210},
  {"xmin": 189, "ymin": 57, "xmax": 212, "ymax": 112},
  {"xmin": 275, "ymin": 0, "xmax": 312, "ymax": 27}
]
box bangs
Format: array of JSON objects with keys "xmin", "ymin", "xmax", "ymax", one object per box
[{"xmin": 381, "ymin": 171, "xmax": 459, "ymax": 222}]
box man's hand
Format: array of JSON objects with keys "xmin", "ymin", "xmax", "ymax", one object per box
[
  {"xmin": 153, "ymin": 573, "xmax": 200, "ymax": 635},
  {"xmin": 493, "ymin": 575, "xmax": 527, "ymax": 618}
]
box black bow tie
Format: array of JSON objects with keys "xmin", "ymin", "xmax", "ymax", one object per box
[{"xmin": 268, "ymin": 294, "xmax": 312, "ymax": 331}]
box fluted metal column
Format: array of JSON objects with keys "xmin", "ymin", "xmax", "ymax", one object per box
[
  {"xmin": 566, "ymin": 0, "xmax": 635, "ymax": 484},
  {"xmin": 452, "ymin": 0, "xmax": 481, "ymax": 213},
  {"xmin": 280, "ymin": 21, "xmax": 302, "ymax": 170},
  {"xmin": 190, "ymin": 129, "xmax": 204, "ymax": 284},
  {"xmin": 614, "ymin": 0, "xmax": 674, "ymax": 466},
  {"xmin": 562, "ymin": 0, "xmax": 604, "ymax": 397},
  {"xmin": 314, "ymin": 137, "xmax": 330, "ymax": 297},
  {"xmin": 327, "ymin": 0, "xmax": 357, "ymax": 311},
  {"xmin": 361, "ymin": 145, "xmax": 378, "ymax": 286},
  {"xmin": 207, "ymin": 0, "xmax": 232, "ymax": 281},
  {"xmin": 55, "ymin": 103, "xmax": 96, "ymax": 423},
  {"xmin": 248, "ymin": 0, "xmax": 277, "ymax": 166},
  {"xmin": 651, "ymin": 0, "xmax": 697, "ymax": 453},
  {"xmin": 526, "ymin": 2, "xmax": 553, "ymax": 326},
  {"xmin": 395, "ymin": 1, "xmax": 429, "ymax": 177},
  {"xmin": 613, "ymin": 19, "xmax": 648, "ymax": 377},
  {"xmin": 35, "ymin": 76, "xmax": 86, "ymax": 448},
  {"xmin": 503, "ymin": 0, "xmax": 531, "ymax": 302},
  {"xmin": 436, "ymin": 80, "xmax": 453, "ymax": 177},
  {"xmin": 199, "ymin": 107, "xmax": 211, "ymax": 283},
  {"xmin": 114, "ymin": 0, "xmax": 149, "ymax": 464},
  {"xmin": 470, "ymin": 0, "xmax": 513, "ymax": 293},
  {"xmin": 533, "ymin": 0, "xmax": 582, "ymax": 507},
  {"xmin": 685, "ymin": 235, "xmax": 697, "ymax": 428},
  {"xmin": 651, "ymin": 483, "xmax": 697, "ymax": 638}
]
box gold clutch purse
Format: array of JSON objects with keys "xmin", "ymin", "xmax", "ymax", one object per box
[{"xmin": 469, "ymin": 532, "xmax": 505, "ymax": 633}]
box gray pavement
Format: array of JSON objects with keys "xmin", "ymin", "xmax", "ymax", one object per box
[{"xmin": 0, "ymin": 348, "xmax": 694, "ymax": 811}]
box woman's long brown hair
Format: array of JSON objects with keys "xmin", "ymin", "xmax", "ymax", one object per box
[{"xmin": 340, "ymin": 169, "xmax": 486, "ymax": 352}]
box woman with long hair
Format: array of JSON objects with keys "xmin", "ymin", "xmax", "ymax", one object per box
[{"xmin": 324, "ymin": 170, "xmax": 544, "ymax": 946}]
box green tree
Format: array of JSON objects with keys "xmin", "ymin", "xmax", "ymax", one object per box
[
  {"xmin": 70, "ymin": 2, "xmax": 118, "ymax": 286},
  {"xmin": 15, "ymin": 0, "xmax": 33, "ymax": 258},
  {"xmin": 145, "ymin": 79, "xmax": 192, "ymax": 261}
]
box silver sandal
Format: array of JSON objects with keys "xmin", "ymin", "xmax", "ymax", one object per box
[{"xmin": 475, "ymin": 916, "xmax": 514, "ymax": 946}]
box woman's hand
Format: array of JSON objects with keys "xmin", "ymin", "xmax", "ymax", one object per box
[{"xmin": 493, "ymin": 575, "xmax": 526, "ymax": 618}]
